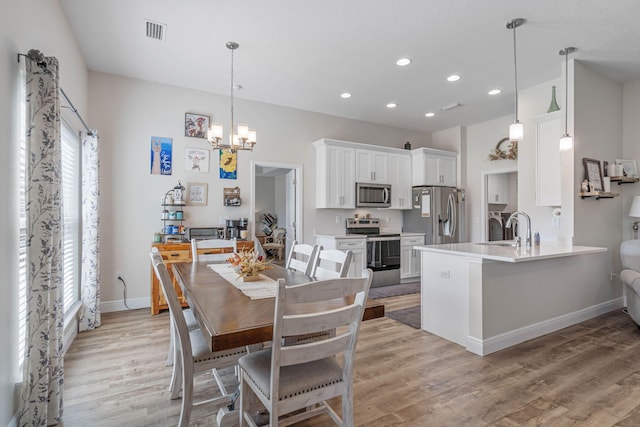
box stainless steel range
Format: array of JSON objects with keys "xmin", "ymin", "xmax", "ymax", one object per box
[{"xmin": 346, "ymin": 218, "xmax": 400, "ymax": 288}]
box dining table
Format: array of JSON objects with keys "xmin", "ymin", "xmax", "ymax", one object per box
[
  {"xmin": 172, "ymin": 261, "xmax": 385, "ymax": 353},
  {"xmin": 172, "ymin": 261, "xmax": 385, "ymax": 426}
]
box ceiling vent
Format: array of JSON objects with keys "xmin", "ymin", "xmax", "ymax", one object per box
[
  {"xmin": 439, "ymin": 102, "xmax": 463, "ymax": 111},
  {"xmin": 145, "ymin": 19, "xmax": 167, "ymax": 42}
]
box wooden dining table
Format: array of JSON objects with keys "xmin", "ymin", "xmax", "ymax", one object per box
[{"xmin": 172, "ymin": 261, "xmax": 385, "ymax": 353}]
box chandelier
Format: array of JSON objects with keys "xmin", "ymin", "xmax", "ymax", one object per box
[{"xmin": 208, "ymin": 42, "xmax": 256, "ymax": 152}]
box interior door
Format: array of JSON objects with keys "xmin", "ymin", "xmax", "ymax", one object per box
[{"xmin": 285, "ymin": 169, "xmax": 296, "ymax": 257}]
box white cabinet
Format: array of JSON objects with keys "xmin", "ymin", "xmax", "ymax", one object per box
[
  {"xmin": 388, "ymin": 152, "xmax": 412, "ymax": 209},
  {"xmin": 401, "ymin": 234, "xmax": 424, "ymax": 280},
  {"xmin": 314, "ymin": 140, "xmax": 356, "ymax": 208},
  {"xmin": 412, "ymin": 148, "xmax": 457, "ymax": 187},
  {"xmin": 315, "ymin": 236, "xmax": 367, "ymax": 278},
  {"xmin": 535, "ymin": 111, "xmax": 562, "ymax": 206},
  {"xmin": 355, "ymin": 149, "xmax": 389, "ymax": 183},
  {"xmin": 487, "ymin": 174, "xmax": 509, "ymax": 204}
]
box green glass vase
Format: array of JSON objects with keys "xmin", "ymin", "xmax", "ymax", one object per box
[{"xmin": 547, "ymin": 85, "xmax": 560, "ymax": 113}]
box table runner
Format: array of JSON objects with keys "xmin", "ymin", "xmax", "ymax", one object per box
[{"xmin": 208, "ymin": 264, "xmax": 277, "ymax": 299}]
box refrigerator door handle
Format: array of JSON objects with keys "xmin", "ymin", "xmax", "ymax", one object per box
[{"xmin": 449, "ymin": 193, "xmax": 457, "ymax": 237}]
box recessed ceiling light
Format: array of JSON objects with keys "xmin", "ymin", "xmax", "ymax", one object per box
[
  {"xmin": 340, "ymin": 92, "xmax": 352, "ymax": 99},
  {"xmin": 386, "ymin": 103, "xmax": 397, "ymax": 109},
  {"xmin": 447, "ymin": 74, "xmax": 461, "ymax": 82},
  {"xmin": 425, "ymin": 112, "xmax": 435, "ymax": 118},
  {"xmin": 488, "ymin": 89, "xmax": 501, "ymax": 95},
  {"xmin": 396, "ymin": 58, "xmax": 412, "ymax": 66}
]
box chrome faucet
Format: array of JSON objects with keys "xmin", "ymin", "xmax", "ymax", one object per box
[{"xmin": 505, "ymin": 211, "xmax": 532, "ymax": 247}]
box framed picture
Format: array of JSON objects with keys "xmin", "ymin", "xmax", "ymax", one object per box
[
  {"xmin": 223, "ymin": 187, "xmax": 241, "ymax": 206},
  {"xmin": 185, "ymin": 113, "xmax": 209, "ymax": 138},
  {"xmin": 150, "ymin": 136, "xmax": 172, "ymax": 175},
  {"xmin": 616, "ymin": 159, "xmax": 638, "ymax": 178},
  {"xmin": 583, "ymin": 158, "xmax": 604, "ymax": 192},
  {"xmin": 187, "ymin": 182, "xmax": 208, "ymax": 206},
  {"xmin": 184, "ymin": 147, "xmax": 210, "ymax": 173}
]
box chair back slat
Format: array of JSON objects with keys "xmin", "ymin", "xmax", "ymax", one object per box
[
  {"xmin": 284, "ymin": 277, "xmax": 365, "ymax": 303},
  {"xmin": 279, "ymin": 335, "xmax": 350, "ymax": 366},
  {"xmin": 282, "ymin": 305, "xmax": 359, "ymax": 337},
  {"xmin": 191, "ymin": 238, "xmax": 236, "ymax": 263}
]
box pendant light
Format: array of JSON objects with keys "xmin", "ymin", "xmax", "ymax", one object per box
[
  {"xmin": 506, "ymin": 18, "xmax": 525, "ymax": 142},
  {"xmin": 559, "ymin": 47, "xmax": 576, "ymax": 152}
]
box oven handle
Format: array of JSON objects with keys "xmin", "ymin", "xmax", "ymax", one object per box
[{"xmin": 367, "ymin": 236, "xmax": 401, "ymax": 242}]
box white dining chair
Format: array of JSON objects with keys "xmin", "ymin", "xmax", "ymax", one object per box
[
  {"xmin": 238, "ymin": 269, "xmax": 373, "ymax": 426},
  {"xmin": 284, "ymin": 241, "xmax": 319, "ymax": 276},
  {"xmin": 191, "ymin": 238, "xmax": 237, "ymax": 263},
  {"xmin": 150, "ymin": 252, "xmax": 247, "ymax": 427},
  {"xmin": 311, "ymin": 248, "xmax": 353, "ymax": 280},
  {"xmin": 262, "ymin": 228, "xmax": 286, "ymax": 260}
]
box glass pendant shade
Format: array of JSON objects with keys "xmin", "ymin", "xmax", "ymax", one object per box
[
  {"xmin": 559, "ymin": 134, "xmax": 573, "ymax": 151},
  {"xmin": 509, "ymin": 121, "xmax": 524, "ymax": 141}
]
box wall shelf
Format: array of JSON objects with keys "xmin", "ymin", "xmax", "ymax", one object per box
[
  {"xmin": 610, "ymin": 176, "xmax": 639, "ymax": 185},
  {"xmin": 579, "ymin": 191, "xmax": 619, "ymax": 199}
]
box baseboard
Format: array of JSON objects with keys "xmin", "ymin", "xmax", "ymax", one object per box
[
  {"xmin": 100, "ymin": 297, "xmax": 150, "ymax": 313},
  {"xmin": 466, "ymin": 297, "xmax": 625, "ymax": 356}
]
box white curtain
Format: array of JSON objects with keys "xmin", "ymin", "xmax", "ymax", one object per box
[
  {"xmin": 17, "ymin": 50, "xmax": 64, "ymax": 426},
  {"xmin": 79, "ymin": 131, "xmax": 101, "ymax": 331}
]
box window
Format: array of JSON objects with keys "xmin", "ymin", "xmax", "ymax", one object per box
[{"xmin": 17, "ymin": 80, "xmax": 82, "ymax": 378}]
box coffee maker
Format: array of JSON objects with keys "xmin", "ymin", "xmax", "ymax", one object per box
[{"xmin": 225, "ymin": 218, "xmax": 249, "ymax": 239}]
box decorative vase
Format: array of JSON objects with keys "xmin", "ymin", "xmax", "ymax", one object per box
[
  {"xmin": 547, "ymin": 86, "xmax": 560, "ymax": 113},
  {"xmin": 242, "ymin": 274, "xmax": 261, "ymax": 282}
]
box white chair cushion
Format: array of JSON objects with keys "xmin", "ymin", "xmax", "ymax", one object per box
[
  {"xmin": 184, "ymin": 308, "xmax": 199, "ymax": 330},
  {"xmin": 239, "ymin": 348, "xmax": 344, "ymax": 401}
]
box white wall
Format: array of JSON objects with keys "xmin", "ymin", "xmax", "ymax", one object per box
[
  {"xmin": 0, "ymin": 0, "xmax": 88, "ymax": 422},
  {"xmin": 89, "ymin": 71, "xmax": 431, "ymax": 308},
  {"xmin": 622, "ymin": 80, "xmax": 640, "ymax": 240},
  {"xmin": 254, "ymin": 177, "xmax": 275, "ymax": 232}
]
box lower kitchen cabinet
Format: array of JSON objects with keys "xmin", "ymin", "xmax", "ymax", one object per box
[
  {"xmin": 150, "ymin": 240, "xmax": 254, "ymax": 315},
  {"xmin": 315, "ymin": 236, "xmax": 366, "ymax": 278},
  {"xmin": 401, "ymin": 234, "xmax": 425, "ymax": 281}
]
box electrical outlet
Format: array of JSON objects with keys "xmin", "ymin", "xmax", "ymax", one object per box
[
  {"xmin": 335, "ymin": 216, "xmax": 341, "ymax": 224},
  {"xmin": 439, "ymin": 270, "xmax": 451, "ymax": 279},
  {"xmin": 116, "ymin": 271, "xmax": 124, "ymax": 281}
]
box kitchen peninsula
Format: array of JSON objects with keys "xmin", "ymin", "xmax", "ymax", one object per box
[{"xmin": 416, "ymin": 241, "xmax": 618, "ymax": 356}]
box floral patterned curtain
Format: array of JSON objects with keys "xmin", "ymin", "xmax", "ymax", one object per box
[
  {"xmin": 79, "ymin": 132, "xmax": 101, "ymax": 331},
  {"xmin": 17, "ymin": 51, "xmax": 64, "ymax": 426}
]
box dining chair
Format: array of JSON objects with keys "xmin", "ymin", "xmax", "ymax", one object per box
[
  {"xmin": 191, "ymin": 238, "xmax": 237, "ymax": 263},
  {"xmin": 238, "ymin": 269, "xmax": 373, "ymax": 426},
  {"xmin": 150, "ymin": 247, "xmax": 200, "ymax": 368},
  {"xmin": 284, "ymin": 240, "xmax": 319, "ymax": 276},
  {"xmin": 262, "ymin": 228, "xmax": 286, "ymax": 260},
  {"xmin": 150, "ymin": 252, "xmax": 248, "ymax": 427},
  {"xmin": 311, "ymin": 248, "xmax": 353, "ymax": 280}
]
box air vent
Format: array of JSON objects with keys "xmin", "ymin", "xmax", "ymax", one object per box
[
  {"xmin": 145, "ymin": 19, "xmax": 166, "ymax": 41},
  {"xmin": 439, "ymin": 102, "xmax": 463, "ymax": 111}
]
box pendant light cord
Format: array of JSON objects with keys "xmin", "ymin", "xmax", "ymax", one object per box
[
  {"xmin": 512, "ymin": 26, "xmax": 519, "ymax": 121},
  {"xmin": 564, "ymin": 51, "xmax": 569, "ymax": 135},
  {"xmin": 230, "ymin": 46, "xmax": 235, "ymax": 142}
]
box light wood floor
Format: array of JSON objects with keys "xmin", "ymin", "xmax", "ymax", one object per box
[{"xmin": 62, "ymin": 293, "xmax": 640, "ymax": 426}]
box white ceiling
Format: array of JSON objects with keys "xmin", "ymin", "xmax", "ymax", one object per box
[{"xmin": 60, "ymin": 0, "xmax": 640, "ymax": 134}]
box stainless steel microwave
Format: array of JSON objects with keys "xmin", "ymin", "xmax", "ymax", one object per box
[{"xmin": 355, "ymin": 183, "xmax": 391, "ymax": 208}]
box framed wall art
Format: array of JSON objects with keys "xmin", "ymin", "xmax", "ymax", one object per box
[
  {"xmin": 187, "ymin": 182, "xmax": 208, "ymax": 206},
  {"xmin": 583, "ymin": 158, "xmax": 604, "ymax": 192},
  {"xmin": 219, "ymin": 150, "xmax": 237, "ymax": 179},
  {"xmin": 184, "ymin": 113, "xmax": 210, "ymax": 138},
  {"xmin": 223, "ymin": 187, "xmax": 241, "ymax": 206},
  {"xmin": 184, "ymin": 147, "xmax": 210, "ymax": 173},
  {"xmin": 150, "ymin": 136, "xmax": 172, "ymax": 175},
  {"xmin": 616, "ymin": 159, "xmax": 638, "ymax": 178}
]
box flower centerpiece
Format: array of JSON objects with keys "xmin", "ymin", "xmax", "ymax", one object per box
[{"xmin": 226, "ymin": 249, "xmax": 272, "ymax": 281}]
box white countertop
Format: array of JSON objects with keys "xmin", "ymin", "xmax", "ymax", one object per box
[
  {"xmin": 316, "ymin": 232, "xmax": 424, "ymax": 240},
  {"xmin": 415, "ymin": 241, "xmax": 607, "ymax": 263}
]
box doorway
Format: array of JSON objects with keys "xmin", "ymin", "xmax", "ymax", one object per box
[
  {"xmin": 250, "ymin": 161, "xmax": 303, "ymax": 262},
  {"xmin": 482, "ymin": 168, "xmax": 518, "ymax": 242}
]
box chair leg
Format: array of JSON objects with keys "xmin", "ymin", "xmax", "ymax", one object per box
[
  {"xmin": 178, "ymin": 358, "xmax": 194, "ymax": 427},
  {"xmin": 342, "ymin": 387, "xmax": 353, "ymax": 427},
  {"xmin": 170, "ymin": 345, "xmax": 183, "ymax": 400},
  {"xmin": 166, "ymin": 314, "xmax": 176, "ymax": 366},
  {"xmin": 239, "ymin": 371, "xmax": 247, "ymax": 427}
]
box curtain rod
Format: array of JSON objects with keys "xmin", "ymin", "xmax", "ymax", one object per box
[{"xmin": 18, "ymin": 51, "xmax": 95, "ymax": 137}]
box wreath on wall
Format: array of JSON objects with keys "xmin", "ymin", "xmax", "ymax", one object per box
[{"xmin": 488, "ymin": 137, "xmax": 518, "ymax": 161}]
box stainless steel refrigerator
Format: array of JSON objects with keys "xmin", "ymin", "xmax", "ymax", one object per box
[{"xmin": 402, "ymin": 186, "xmax": 465, "ymax": 244}]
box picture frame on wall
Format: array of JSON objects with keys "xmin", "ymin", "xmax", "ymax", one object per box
[
  {"xmin": 185, "ymin": 113, "xmax": 210, "ymax": 138},
  {"xmin": 616, "ymin": 158, "xmax": 638, "ymax": 179},
  {"xmin": 187, "ymin": 182, "xmax": 208, "ymax": 206},
  {"xmin": 583, "ymin": 158, "xmax": 604, "ymax": 192},
  {"xmin": 184, "ymin": 147, "xmax": 210, "ymax": 173}
]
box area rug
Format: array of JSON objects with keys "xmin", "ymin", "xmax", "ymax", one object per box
[
  {"xmin": 368, "ymin": 281, "xmax": 420, "ymax": 299},
  {"xmin": 385, "ymin": 305, "xmax": 421, "ymax": 329}
]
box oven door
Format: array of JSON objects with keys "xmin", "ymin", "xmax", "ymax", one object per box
[{"xmin": 366, "ymin": 236, "xmax": 401, "ymax": 271}]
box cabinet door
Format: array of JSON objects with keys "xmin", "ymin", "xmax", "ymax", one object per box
[
  {"xmin": 401, "ymin": 235, "xmax": 425, "ymax": 279},
  {"xmin": 336, "ymin": 238, "xmax": 367, "ymax": 278},
  {"xmin": 355, "ymin": 149, "xmax": 389, "ymax": 183},
  {"xmin": 487, "ymin": 174, "xmax": 509, "ymax": 204},
  {"xmin": 389, "ymin": 152, "xmax": 412, "ymax": 209},
  {"xmin": 423, "ymin": 154, "xmax": 441, "ymax": 185},
  {"xmin": 400, "ymin": 246, "xmax": 414, "ymax": 277},
  {"xmin": 535, "ymin": 114, "xmax": 562, "ymax": 206},
  {"xmin": 438, "ymin": 155, "xmax": 457, "ymax": 186},
  {"xmin": 318, "ymin": 144, "xmax": 355, "ymax": 208}
]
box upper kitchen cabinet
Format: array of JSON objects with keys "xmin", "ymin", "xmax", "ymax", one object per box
[
  {"xmin": 534, "ymin": 111, "xmax": 562, "ymax": 206},
  {"xmin": 487, "ymin": 173, "xmax": 509, "ymax": 204},
  {"xmin": 314, "ymin": 139, "xmax": 356, "ymax": 209},
  {"xmin": 412, "ymin": 148, "xmax": 457, "ymax": 187},
  {"xmin": 388, "ymin": 151, "xmax": 412, "ymax": 209},
  {"xmin": 355, "ymin": 148, "xmax": 389, "ymax": 183}
]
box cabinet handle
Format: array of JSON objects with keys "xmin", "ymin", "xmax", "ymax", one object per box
[{"xmin": 495, "ymin": 194, "xmax": 498, "ymax": 202}]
